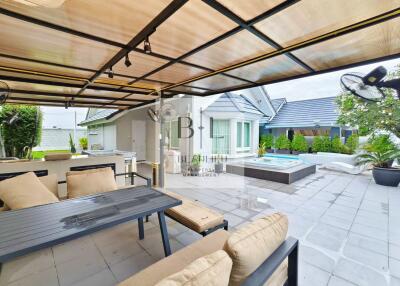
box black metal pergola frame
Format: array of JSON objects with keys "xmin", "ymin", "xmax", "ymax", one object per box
[{"xmin": 0, "ymin": 0, "xmax": 399, "ymax": 110}]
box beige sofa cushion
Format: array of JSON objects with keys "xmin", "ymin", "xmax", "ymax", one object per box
[
  {"xmin": 165, "ymin": 191, "xmax": 224, "ymax": 233},
  {"xmin": 155, "ymin": 250, "xmax": 232, "ymax": 286},
  {"xmin": 38, "ymin": 174, "xmax": 59, "ymax": 198},
  {"xmin": 67, "ymin": 167, "xmax": 117, "ymax": 199},
  {"xmin": 118, "ymin": 229, "xmax": 230, "ymax": 286},
  {"xmin": 0, "ymin": 172, "xmax": 59, "ymax": 210},
  {"xmin": 223, "ymin": 213, "xmax": 288, "ymax": 286}
]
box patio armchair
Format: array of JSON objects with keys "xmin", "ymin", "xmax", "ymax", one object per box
[{"xmin": 118, "ymin": 212, "xmax": 297, "ymax": 286}]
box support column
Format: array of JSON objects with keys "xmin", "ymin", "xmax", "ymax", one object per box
[{"xmin": 159, "ymin": 93, "xmax": 165, "ymax": 188}]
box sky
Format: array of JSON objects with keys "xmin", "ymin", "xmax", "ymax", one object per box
[
  {"xmin": 40, "ymin": 57, "xmax": 400, "ymax": 128},
  {"xmin": 264, "ymin": 58, "xmax": 400, "ymax": 102}
]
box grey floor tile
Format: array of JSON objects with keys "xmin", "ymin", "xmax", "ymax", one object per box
[
  {"xmin": 328, "ymin": 276, "xmax": 359, "ymax": 286},
  {"xmin": 350, "ymin": 223, "xmax": 388, "ymax": 241},
  {"xmin": 343, "ymin": 244, "xmax": 388, "ymax": 271},
  {"xmin": 69, "ymin": 269, "xmax": 117, "ymax": 286},
  {"xmin": 334, "ymin": 258, "xmax": 388, "ymax": 286},
  {"xmin": 346, "ymin": 233, "xmax": 388, "ymax": 256},
  {"xmin": 390, "ymin": 244, "xmax": 400, "ymax": 260},
  {"xmin": 109, "ymin": 252, "xmax": 156, "ymax": 282},
  {"xmin": 2, "ymin": 267, "xmax": 59, "ymax": 286},
  {"xmin": 390, "ymin": 258, "xmax": 400, "ymax": 279},
  {"xmin": 300, "ymin": 245, "xmax": 336, "ymax": 273},
  {"xmin": 299, "ymin": 262, "xmax": 331, "ymax": 286},
  {"xmin": 224, "ymin": 212, "xmax": 245, "ymax": 227}
]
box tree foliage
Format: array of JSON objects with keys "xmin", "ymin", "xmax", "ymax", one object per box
[
  {"xmin": 336, "ymin": 65, "xmax": 400, "ymax": 138},
  {"xmin": 0, "ymin": 105, "xmax": 42, "ymax": 158}
]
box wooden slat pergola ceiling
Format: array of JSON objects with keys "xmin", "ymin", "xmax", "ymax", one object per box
[{"xmin": 0, "ymin": 0, "xmax": 399, "ymax": 110}]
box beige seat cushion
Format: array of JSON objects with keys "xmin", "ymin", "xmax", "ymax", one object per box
[
  {"xmin": 0, "ymin": 172, "xmax": 59, "ymax": 210},
  {"xmin": 155, "ymin": 250, "xmax": 232, "ymax": 286},
  {"xmin": 223, "ymin": 213, "xmax": 288, "ymax": 286},
  {"xmin": 165, "ymin": 191, "xmax": 224, "ymax": 233},
  {"xmin": 264, "ymin": 259, "xmax": 288, "ymax": 286},
  {"xmin": 67, "ymin": 167, "xmax": 117, "ymax": 199},
  {"xmin": 38, "ymin": 174, "xmax": 59, "ymax": 198},
  {"xmin": 118, "ymin": 229, "xmax": 230, "ymax": 286}
]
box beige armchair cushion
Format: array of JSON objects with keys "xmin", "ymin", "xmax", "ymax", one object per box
[
  {"xmin": 223, "ymin": 213, "xmax": 288, "ymax": 286},
  {"xmin": 155, "ymin": 250, "xmax": 232, "ymax": 286},
  {"xmin": 118, "ymin": 229, "xmax": 230, "ymax": 286},
  {"xmin": 38, "ymin": 174, "xmax": 59, "ymax": 198},
  {"xmin": 0, "ymin": 172, "xmax": 59, "ymax": 210},
  {"xmin": 67, "ymin": 167, "xmax": 117, "ymax": 199},
  {"xmin": 165, "ymin": 191, "xmax": 224, "ymax": 233}
]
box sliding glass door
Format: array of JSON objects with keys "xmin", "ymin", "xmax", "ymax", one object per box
[{"xmin": 212, "ymin": 119, "xmax": 230, "ymax": 154}]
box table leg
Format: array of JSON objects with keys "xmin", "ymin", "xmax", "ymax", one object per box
[
  {"xmin": 138, "ymin": 217, "xmax": 144, "ymax": 240},
  {"xmin": 157, "ymin": 211, "xmax": 171, "ymax": 257}
]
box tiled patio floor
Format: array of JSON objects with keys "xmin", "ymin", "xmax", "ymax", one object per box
[{"xmin": 0, "ymin": 167, "xmax": 399, "ymax": 286}]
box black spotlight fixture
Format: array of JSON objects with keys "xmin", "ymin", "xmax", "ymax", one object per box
[
  {"xmin": 144, "ymin": 36, "xmax": 152, "ymax": 54},
  {"xmin": 108, "ymin": 66, "xmax": 114, "ymax": 78},
  {"xmin": 124, "ymin": 54, "xmax": 132, "ymax": 67}
]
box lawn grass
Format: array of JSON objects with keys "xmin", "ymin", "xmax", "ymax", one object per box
[{"xmin": 32, "ymin": 150, "xmax": 78, "ymax": 160}]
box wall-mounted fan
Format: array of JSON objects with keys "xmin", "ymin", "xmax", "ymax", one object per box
[
  {"xmin": 340, "ymin": 66, "xmax": 400, "ymax": 102},
  {"xmin": 0, "ymin": 81, "xmax": 9, "ymax": 106},
  {"xmin": 147, "ymin": 103, "xmax": 177, "ymax": 122}
]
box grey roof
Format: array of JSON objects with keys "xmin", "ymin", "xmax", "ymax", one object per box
[
  {"xmin": 205, "ymin": 93, "xmax": 266, "ymax": 116},
  {"xmin": 263, "ymin": 97, "xmax": 339, "ymax": 128},
  {"xmin": 270, "ymin": 98, "xmax": 286, "ymax": 111},
  {"xmin": 79, "ymin": 109, "xmax": 118, "ymax": 126}
]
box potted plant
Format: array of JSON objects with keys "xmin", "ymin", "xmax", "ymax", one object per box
[
  {"xmin": 69, "ymin": 133, "xmax": 76, "ymax": 154},
  {"xmin": 364, "ymin": 134, "xmax": 395, "ymax": 166},
  {"xmin": 291, "ymin": 134, "xmax": 308, "ymax": 155},
  {"xmin": 79, "ymin": 137, "xmax": 88, "ymax": 151},
  {"xmin": 312, "ymin": 135, "xmax": 331, "ymax": 153},
  {"xmin": 257, "ymin": 142, "xmax": 267, "ymax": 157},
  {"xmin": 260, "ymin": 134, "xmax": 274, "ymax": 153},
  {"xmin": 274, "ymin": 134, "xmax": 291, "ymax": 154},
  {"xmin": 356, "ymin": 149, "xmax": 400, "ymax": 187},
  {"xmin": 214, "ymin": 154, "xmax": 224, "ymax": 174},
  {"xmin": 190, "ymin": 154, "xmax": 202, "ymax": 176}
]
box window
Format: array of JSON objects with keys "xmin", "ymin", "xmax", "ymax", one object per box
[
  {"xmin": 236, "ymin": 121, "xmax": 251, "ymax": 151},
  {"xmin": 163, "ymin": 120, "xmax": 179, "ymax": 149},
  {"xmin": 236, "ymin": 122, "xmax": 242, "ymax": 148},
  {"xmin": 212, "ymin": 119, "xmax": 230, "ymax": 154}
]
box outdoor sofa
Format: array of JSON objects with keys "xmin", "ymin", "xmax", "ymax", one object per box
[{"xmin": 118, "ymin": 212, "xmax": 298, "ymax": 286}]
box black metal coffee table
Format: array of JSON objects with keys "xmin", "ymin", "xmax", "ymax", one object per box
[{"xmin": 0, "ymin": 186, "xmax": 181, "ymax": 268}]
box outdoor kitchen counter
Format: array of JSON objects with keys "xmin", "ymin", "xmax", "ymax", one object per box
[{"xmin": 0, "ymin": 155, "xmax": 125, "ymax": 197}]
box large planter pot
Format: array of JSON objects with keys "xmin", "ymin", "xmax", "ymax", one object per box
[
  {"xmin": 190, "ymin": 165, "xmax": 200, "ymax": 176},
  {"xmin": 266, "ymin": 148, "xmax": 274, "ymax": 153},
  {"xmin": 214, "ymin": 163, "xmax": 223, "ymax": 174},
  {"xmin": 276, "ymin": 149, "xmax": 290, "ymax": 154},
  {"xmin": 372, "ymin": 167, "xmax": 400, "ymax": 187}
]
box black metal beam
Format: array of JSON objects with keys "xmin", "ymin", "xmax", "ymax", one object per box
[
  {"xmin": 7, "ymin": 89, "xmax": 150, "ymax": 103},
  {"xmin": 6, "ymin": 101, "xmax": 123, "ymax": 109},
  {"xmin": 162, "ymin": 7, "xmax": 400, "ymax": 91},
  {"xmin": 75, "ymin": 0, "xmax": 189, "ymax": 97},
  {"xmin": 7, "ymin": 97, "xmax": 136, "ymax": 107},
  {"xmin": 0, "ymin": 75, "xmax": 151, "ymax": 94},
  {"xmin": 202, "ymin": 0, "xmax": 313, "ymax": 72}
]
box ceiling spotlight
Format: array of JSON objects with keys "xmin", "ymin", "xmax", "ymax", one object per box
[
  {"xmin": 108, "ymin": 66, "xmax": 114, "ymax": 78},
  {"xmin": 124, "ymin": 54, "xmax": 132, "ymax": 67},
  {"xmin": 144, "ymin": 36, "xmax": 152, "ymax": 54}
]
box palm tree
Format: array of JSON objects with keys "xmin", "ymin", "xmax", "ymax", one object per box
[{"xmin": 356, "ymin": 149, "xmax": 400, "ymax": 168}]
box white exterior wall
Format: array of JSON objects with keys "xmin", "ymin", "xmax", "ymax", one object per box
[{"xmin": 36, "ymin": 128, "xmax": 87, "ymax": 151}]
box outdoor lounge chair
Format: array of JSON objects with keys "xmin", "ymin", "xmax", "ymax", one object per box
[
  {"xmin": 118, "ymin": 212, "xmax": 298, "ymax": 286},
  {"xmin": 321, "ymin": 162, "xmax": 366, "ymax": 175}
]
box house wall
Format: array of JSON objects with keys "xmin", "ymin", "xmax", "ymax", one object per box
[{"xmin": 35, "ymin": 128, "xmax": 87, "ymax": 151}]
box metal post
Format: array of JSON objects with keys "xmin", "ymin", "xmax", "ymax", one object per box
[{"xmin": 159, "ymin": 92, "xmax": 165, "ymax": 188}]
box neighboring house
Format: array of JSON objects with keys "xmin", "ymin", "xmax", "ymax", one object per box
[
  {"xmin": 79, "ymin": 87, "xmax": 273, "ymax": 162},
  {"xmin": 260, "ymin": 97, "xmax": 356, "ymax": 139}
]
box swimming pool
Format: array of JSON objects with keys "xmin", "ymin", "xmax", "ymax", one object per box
[
  {"xmin": 245, "ymin": 156, "xmax": 303, "ymax": 170},
  {"xmin": 263, "ymin": 154, "xmax": 299, "ymax": 160}
]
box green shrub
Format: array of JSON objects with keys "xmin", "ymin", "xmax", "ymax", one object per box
[
  {"xmin": 345, "ymin": 134, "xmax": 359, "ymax": 154},
  {"xmin": 312, "ymin": 136, "xmax": 331, "ymax": 152},
  {"xmin": 331, "ymin": 135, "xmax": 343, "ymax": 153},
  {"xmin": 79, "ymin": 137, "xmax": 88, "ymax": 150},
  {"xmin": 364, "ymin": 134, "xmax": 396, "ymax": 153},
  {"xmin": 260, "ymin": 134, "xmax": 274, "ymax": 149},
  {"xmin": 274, "ymin": 134, "xmax": 291, "ymax": 150},
  {"xmin": 0, "ymin": 105, "xmax": 42, "ymax": 158},
  {"xmin": 291, "ymin": 134, "xmax": 308, "ymax": 152}
]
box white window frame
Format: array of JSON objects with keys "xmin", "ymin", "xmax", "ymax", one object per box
[{"xmin": 236, "ymin": 120, "xmax": 251, "ymax": 152}]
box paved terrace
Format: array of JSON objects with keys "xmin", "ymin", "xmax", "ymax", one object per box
[{"xmin": 0, "ymin": 167, "xmax": 399, "ymax": 286}]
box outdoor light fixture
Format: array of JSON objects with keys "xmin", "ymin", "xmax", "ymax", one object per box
[
  {"xmin": 124, "ymin": 54, "xmax": 132, "ymax": 67},
  {"xmin": 144, "ymin": 36, "xmax": 152, "ymax": 54},
  {"xmin": 108, "ymin": 66, "xmax": 114, "ymax": 79}
]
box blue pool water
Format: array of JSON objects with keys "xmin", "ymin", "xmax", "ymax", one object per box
[{"xmin": 263, "ymin": 154, "xmax": 299, "ymax": 160}]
